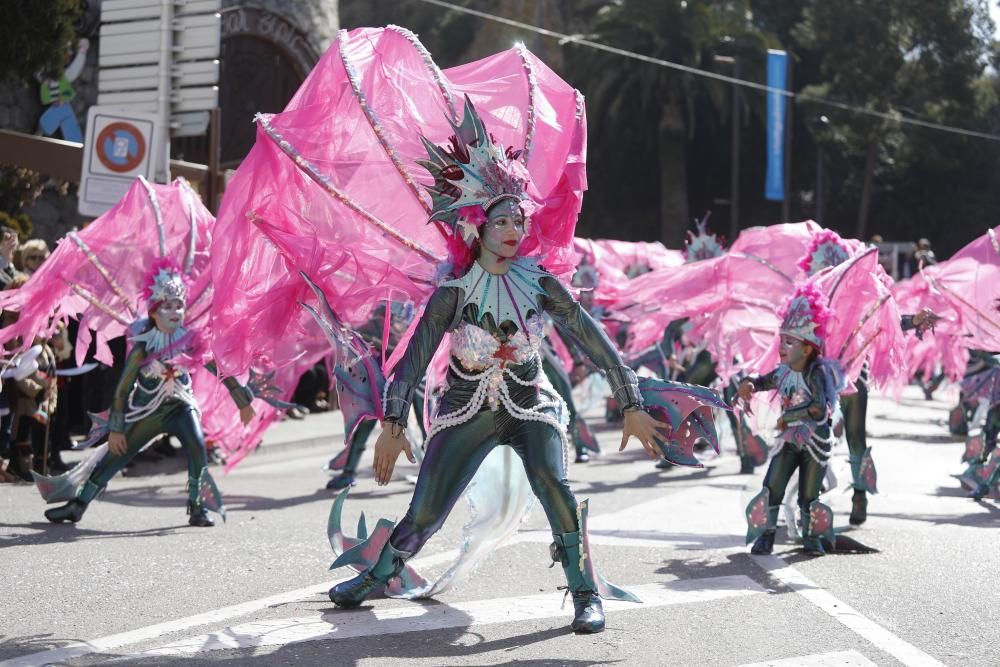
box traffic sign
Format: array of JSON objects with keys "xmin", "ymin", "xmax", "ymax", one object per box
[{"xmin": 79, "ymin": 106, "xmax": 162, "ymax": 216}]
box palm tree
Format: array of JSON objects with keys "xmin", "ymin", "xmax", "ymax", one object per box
[{"xmin": 567, "ymin": 0, "xmax": 766, "ymax": 246}]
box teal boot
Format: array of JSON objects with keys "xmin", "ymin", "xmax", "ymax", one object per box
[
  {"xmin": 750, "ymin": 505, "xmax": 779, "ymax": 554},
  {"xmin": 800, "ymin": 505, "xmax": 826, "ymax": 557},
  {"xmin": 45, "ymin": 480, "xmax": 102, "ymax": 524},
  {"xmin": 329, "ymin": 540, "xmax": 412, "ymax": 608},
  {"xmin": 552, "ymin": 531, "xmax": 605, "ymax": 634}
]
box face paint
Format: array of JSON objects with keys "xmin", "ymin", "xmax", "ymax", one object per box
[
  {"xmin": 778, "ymin": 334, "xmax": 813, "ymax": 371},
  {"xmin": 480, "ymin": 198, "xmax": 525, "ymax": 261},
  {"xmin": 152, "ymin": 298, "xmax": 186, "ymax": 333}
]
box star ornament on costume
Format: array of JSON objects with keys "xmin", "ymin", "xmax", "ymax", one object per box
[
  {"xmin": 492, "ymin": 342, "xmax": 519, "ymax": 365},
  {"xmin": 149, "ymin": 268, "xmax": 186, "ymax": 303},
  {"xmin": 417, "ymin": 95, "xmax": 534, "ymax": 240},
  {"xmin": 143, "ymin": 258, "xmax": 188, "ymax": 307}
]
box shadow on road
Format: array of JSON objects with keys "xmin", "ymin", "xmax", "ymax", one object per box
[{"xmin": 4, "ymin": 607, "xmax": 625, "ymax": 666}]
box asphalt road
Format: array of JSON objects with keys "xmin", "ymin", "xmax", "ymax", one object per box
[{"xmin": 1, "ymin": 386, "xmax": 997, "ymax": 667}]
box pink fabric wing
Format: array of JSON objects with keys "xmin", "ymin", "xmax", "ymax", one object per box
[
  {"xmin": 919, "ymin": 226, "xmax": 1000, "ymax": 351},
  {"xmin": 0, "ymin": 178, "xmax": 212, "ymax": 363},
  {"xmin": 210, "ymin": 27, "xmax": 586, "ymax": 377},
  {"xmin": 811, "ymin": 249, "xmax": 907, "ymax": 387}
]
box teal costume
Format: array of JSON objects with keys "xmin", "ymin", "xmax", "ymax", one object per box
[{"xmin": 42, "ymin": 323, "xmax": 253, "ymax": 526}]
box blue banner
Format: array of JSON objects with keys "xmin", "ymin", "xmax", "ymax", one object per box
[{"xmin": 765, "ymin": 49, "xmax": 788, "ymax": 202}]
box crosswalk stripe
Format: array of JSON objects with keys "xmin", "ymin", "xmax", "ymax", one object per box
[
  {"xmin": 736, "ymin": 649, "xmax": 878, "ymax": 666},
  {"xmin": 0, "ymin": 548, "xmax": 461, "ymax": 667},
  {"xmin": 133, "ymin": 575, "xmax": 766, "ymax": 657},
  {"xmin": 753, "ymin": 555, "xmax": 946, "ymax": 667}
]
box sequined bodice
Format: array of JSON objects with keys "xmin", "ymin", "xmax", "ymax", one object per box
[{"xmin": 450, "ymin": 315, "xmax": 545, "ymax": 371}]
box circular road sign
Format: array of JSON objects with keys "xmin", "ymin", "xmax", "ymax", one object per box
[{"xmin": 95, "ymin": 121, "xmax": 147, "ymax": 173}]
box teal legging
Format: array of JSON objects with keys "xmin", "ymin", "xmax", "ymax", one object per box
[
  {"xmin": 842, "ymin": 378, "xmax": 870, "ymax": 491},
  {"xmin": 541, "ymin": 350, "xmax": 587, "ymax": 456},
  {"xmin": 87, "ymin": 400, "xmax": 208, "ymax": 503},
  {"xmin": 389, "ymin": 404, "xmax": 576, "ymax": 554},
  {"xmin": 760, "ymin": 444, "xmax": 826, "ymax": 526}
]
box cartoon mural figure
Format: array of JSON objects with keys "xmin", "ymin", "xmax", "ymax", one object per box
[{"xmin": 38, "ymin": 38, "xmax": 88, "ymax": 143}]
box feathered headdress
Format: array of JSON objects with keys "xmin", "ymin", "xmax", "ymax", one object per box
[
  {"xmin": 684, "ymin": 214, "xmax": 725, "ymax": 263},
  {"xmin": 798, "ymin": 229, "xmax": 851, "ymax": 276},
  {"xmin": 778, "ymin": 282, "xmax": 831, "ymax": 350},
  {"xmin": 417, "ymin": 95, "xmax": 536, "ymax": 247},
  {"xmin": 142, "ymin": 257, "xmax": 187, "ymax": 311}
]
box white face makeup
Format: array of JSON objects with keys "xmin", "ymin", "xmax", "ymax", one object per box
[
  {"xmin": 480, "ymin": 199, "xmax": 526, "ymax": 261},
  {"xmin": 778, "ymin": 333, "xmax": 813, "ymax": 370},
  {"xmin": 152, "ymin": 298, "xmax": 186, "ymax": 333}
]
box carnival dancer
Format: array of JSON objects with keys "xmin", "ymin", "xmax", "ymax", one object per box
[
  {"xmin": 207, "ymin": 28, "xmax": 726, "ymax": 633},
  {"xmin": 327, "ymin": 98, "xmax": 728, "ymax": 634},
  {"xmin": 0, "ymin": 178, "xmax": 308, "ymax": 526},
  {"xmin": 739, "ymin": 284, "xmax": 847, "ymax": 556},
  {"xmin": 42, "ymin": 260, "xmax": 255, "ymax": 525},
  {"xmin": 797, "ymin": 231, "xmax": 937, "ymax": 524}
]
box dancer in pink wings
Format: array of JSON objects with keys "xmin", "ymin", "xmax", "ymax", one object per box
[
  {"xmin": 0, "ymin": 178, "xmax": 317, "ymax": 526},
  {"xmin": 917, "ymin": 225, "xmax": 1000, "ymax": 499},
  {"xmin": 622, "ymin": 223, "xmax": 938, "ymax": 529},
  {"xmin": 208, "ymin": 26, "xmax": 729, "ymax": 633}
]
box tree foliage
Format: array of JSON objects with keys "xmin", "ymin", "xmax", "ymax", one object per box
[{"xmin": 0, "ymin": 0, "xmax": 83, "ymax": 82}]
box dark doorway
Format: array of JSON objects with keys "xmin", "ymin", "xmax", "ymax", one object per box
[{"xmin": 170, "ymin": 34, "xmax": 306, "ymax": 168}]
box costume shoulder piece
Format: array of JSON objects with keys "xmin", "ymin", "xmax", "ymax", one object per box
[{"xmin": 440, "ymin": 256, "xmax": 550, "ymax": 327}]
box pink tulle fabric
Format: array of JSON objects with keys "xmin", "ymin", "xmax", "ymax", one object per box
[
  {"xmin": 889, "ymin": 272, "xmax": 966, "ymax": 394},
  {"xmin": 0, "ymin": 178, "xmax": 322, "ymax": 469},
  {"xmin": 571, "ymin": 237, "xmax": 684, "ymax": 308},
  {"xmin": 0, "ymin": 178, "xmax": 212, "ymax": 362},
  {"xmin": 753, "ymin": 249, "xmax": 907, "ymax": 387},
  {"xmin": 616, "ymin": 222, "xmax": 907, "ymax": 386},
  {"xmin": 918, "ymin": 225, "xmax": 1000, "ymax": 351},
  {"xmin": 209, "ymin": 27, "xmax": 588, "ymax": 377}
]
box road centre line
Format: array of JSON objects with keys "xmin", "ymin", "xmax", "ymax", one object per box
[{"xmin": 130, "ymin": 576, "xmax": 766, "ymax": 657}]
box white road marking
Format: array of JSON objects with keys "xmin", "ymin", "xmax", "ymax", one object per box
[
  {"xmin": 736, "ymin": 649, "xmax": 878, "ymax": 666},
  {"xmin": 753, "ymin": 555, "xmax": 946, "ymax": 667},
  {"xmin": 0, "ymin": 548, "xmax": 460, "ymax": 667},
  {"xmin": 132, "ymin": 575, "xmax": 766, "ymax": 657}
]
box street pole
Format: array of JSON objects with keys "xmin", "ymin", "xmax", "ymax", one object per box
[
  {"xmin": 782, "ymin": 56, "xmax": 793, "ymax": 223},
  {"xmin": 815, "ymin": 143, "xmax": 823, "ymax": 224},
  {"xmin": 156, "ymin": 0, "xmax": 173, "ymax": 183},
  {"xmin": 730, "ymin": 58, "xmax": 740, "ymax": 242},
  {"xmin": 811, "ymin": 115, "xmax": 829, "ymax": 225}
]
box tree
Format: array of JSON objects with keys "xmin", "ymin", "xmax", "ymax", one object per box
[
  {"xmin": 566, "ymin": 0, "xmax": 769, "ymax": 246},
  {"xmin": 0, "ymin": 0, "xmax": 82, "ymax": 82},
  {"xmin": 791, "ymin": 0, "xmax": 996, "ymax": 239}
]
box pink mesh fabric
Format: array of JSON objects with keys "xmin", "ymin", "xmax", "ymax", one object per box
[{"xmin": 208, "ymin": 27, "xmax": 587, "ymax": 377}]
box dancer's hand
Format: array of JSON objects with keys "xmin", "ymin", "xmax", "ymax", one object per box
[
  {"xmin": 619, "ymin": 409, "xmax": 671, "ymax": 459},
  {"xmin": 373, "ymin": 422, "xmax": 416, "ymax": 486},
  {"xmin": 776, "ymin": 417, "xmax": 787, "ymax": 431},
  {"xmin": 913, "ymin": 308, "xmax": 941, "ymax": 334},
  {"xmin": 737, "ymin": 379, "xmax": 755, "ymax": 402},
  {"xmin": 239, "ymin": 404, "xmax": 256, "ymax": 425},
  {"xmin": 108, "ymin": 432, "xmax": 127, "ymax": 456}
]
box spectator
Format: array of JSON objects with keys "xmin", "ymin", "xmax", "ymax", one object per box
[
  {"xmin": 913, "ymin": 238, "xmax": 937, "ymax": 267},
  {"xmin": 0, "ymin": 228, "xmax": 18, "ymax": 288},
  {"xmin": 0, "ymin": 272, "xmax": 28, "ymax": 482},
  {"xmin": 17, "ymin": 238, "xmax": 50, "ymax": 276}
]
